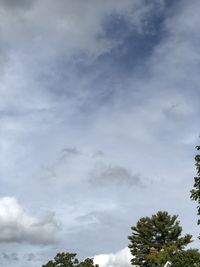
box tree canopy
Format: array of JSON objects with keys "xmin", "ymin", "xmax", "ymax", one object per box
[
  {"xmin": 128, "ymin": 211, "xmax": 192, "ymax": 267},
  {"xmin": 172, "ymin": 249, "xmax": 200, "ymax": 267},
  {"xmin": 42, "ymin": 252, "xmax": 99, "ymax": 267},
  {"xmin": 147, "ymin": 247, "xmax": 200, "ymax": 267}
]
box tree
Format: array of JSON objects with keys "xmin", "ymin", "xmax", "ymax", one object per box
[
  {"xmin": 191, "ymin": 145, "xmax": 200, "ymax": 227},
  {"xmin": 42, "ymin": 252, "xmax": 99, "ymax": 267},
  {"xmin": 148, "ymin": 247, "xmax": 200, "ymax": 267},
  {"xmin": 128, "ymin": 211, "xmax": 192, "ymax": 267},
  {"xmin": 172, "ymin": 249, "xmax": 200, "ymax": 267}
]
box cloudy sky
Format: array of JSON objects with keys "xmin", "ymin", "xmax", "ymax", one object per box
[{"xmin": 0, "ymin": 0, "xmax": 200, "ymax": 266}]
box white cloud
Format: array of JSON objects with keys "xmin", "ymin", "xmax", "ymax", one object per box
[
  {"xmin": 0, "ymin": 197, "xmax": 59, "ymax": 244},
  {"xmin": 93, "ymin": 247, "xmax": 132, "ymax": 267}
]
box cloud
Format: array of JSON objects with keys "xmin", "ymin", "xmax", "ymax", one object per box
[
  {"xmin": 0, "ymin": 251, "xmax": 43, "ymax": 266},
  {"xmin": 0, "ymin": 0, "xmax": 144, "ymax": 61},
  {"xmin": 0, "ymin": 0, "xmax": 36, "ymax": 10},
  {"xmin": 26, "ymin": 253, "xmax": 38, "ymax": 261},
  {"xmin": 89, "ymin": 164, "xmax": 142, "ymax": 187},
  {"xmin": 0, "ymin": 197, "xmax": 59, "ymax": 244},
  {"xmin": 92, "ymin": 151, "xmax": 105, "ymax": 158},
  {"xmin": 0, "ymin": 0, "xmax": 200, "ymax": 266},
  {"xmin": 93, "ymin": 247, "xmax": 132, "ymax": 267},
  {"xmin": 61, "ymin": 147, "xmax": 81, "ymax": 157},
  {"xmin": 40, "ymin": 147, "xmax": 82, "ymax": 180},
  {"xmin": 2, "ymin": 252, "xmax": 19, "ymax": 261}
]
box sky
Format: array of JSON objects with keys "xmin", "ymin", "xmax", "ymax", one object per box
[{"xmin": 0, "ymin": 0, "xmax": 200, "ymax": 266}]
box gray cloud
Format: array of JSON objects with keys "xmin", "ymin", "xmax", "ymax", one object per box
[
  {"xmin": 92, "ymin": 150, "xmax": 105, "ymax": 158},
  {"xmin": 76, "ymin": 210, "xmax": 128, "ymax": 228},
  {"xmin": 2, "ymin": 252, "xmax": 19, "ymax": 261},
  {"xmin": 89, "ymin": 164, "xmax": 142, "ymax": 187},
  {"xmin": 0, "ymin": 0, "xmax": 138, "ymax": 63},
  {"xmin": 65, "ymin": 207, "xmax": 136, "ymax": 256},
  {"xmin": 40, "ymin": 147, "xmax": 82, "ymax": 180},
  {"xmin": 26, "ymin": 253, "xmax": 38, "ymax": 262},
  {"xmin": 0, "ymin": 0, "xmax": 36, "ymax": 10},
  {"xmin": 0, "ymin": 251, "xmax": 44, "ymax": 266},
  {"xmin": 61, "ymin": 147, "xmax": 81, "ymax": 157},
  {"xmin": 0, "ymin": 0, "xmax": 200, "ymax": 266}
]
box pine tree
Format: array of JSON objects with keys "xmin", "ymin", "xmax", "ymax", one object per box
[
  {"xmin": 128, "ymin": 211, "xmax": 192, "ymax": 267},
  {"xmin": 191, "ymin": 145, "xmax": 200, "ymax": 226}
]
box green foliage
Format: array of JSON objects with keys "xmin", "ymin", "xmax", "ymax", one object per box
[
  {"xmin": 147, "ymin": 244, "xmax": 177, "ymax": 266},
  {"xmin": 148, "ymin": 247, "xmax": 200, "ymax": 267},
  {"xmin": 128, "ymin": 211, "xmax": 192, "ymax": 267},
  {"xmin": 191, "ymin": 146, "xmax": 200, "ymax": 226},
  {"xmin": 171, "ymin": 249, "xmax": 200, "ymax": 267},
  {"xmin": 42, "ymin": 252, "xmax": 99, "ymax": 267}
]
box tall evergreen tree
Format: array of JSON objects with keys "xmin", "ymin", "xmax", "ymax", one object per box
[
  {"xmin": 191, "ymin": 145, "xmax": 200, "ymax": 227},
  {"xmin": 128, "ymin": 211, "xmax": 192, "ymax": 267}
]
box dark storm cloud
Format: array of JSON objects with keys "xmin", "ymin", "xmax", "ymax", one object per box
[{"xmin": 89, "ymin": 164, "xmax": 142, "ymax": 187}]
